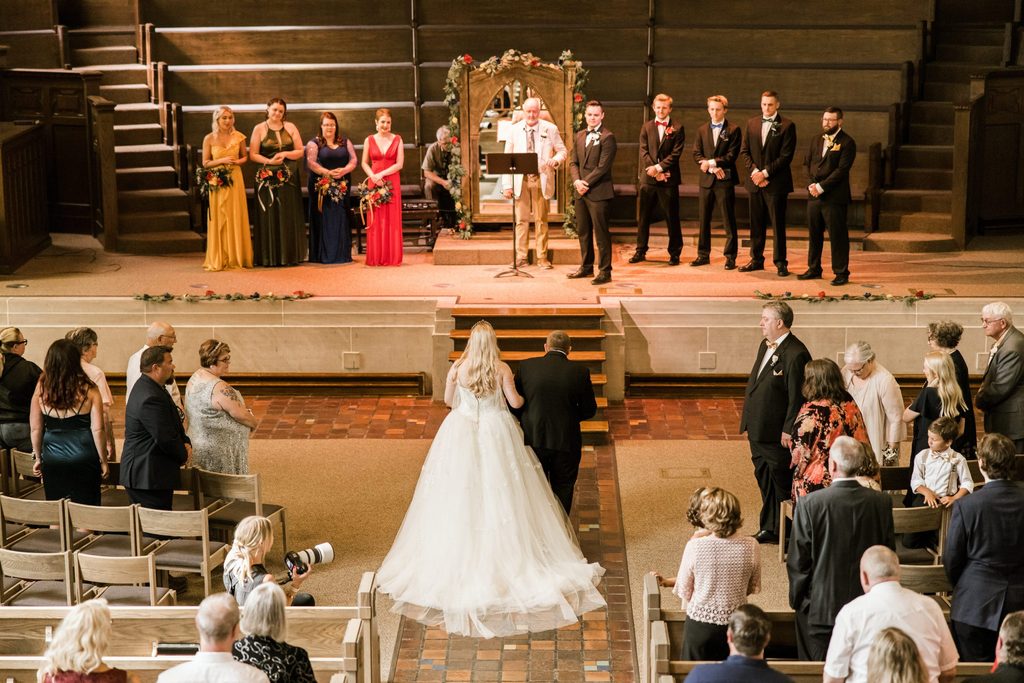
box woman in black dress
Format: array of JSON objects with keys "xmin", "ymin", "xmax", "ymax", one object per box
[
  {"xmin": 29, "ymin": 339, "xmax": 107, "ymax": 504},
  {"xmin": 927, "ymin": 320, "xmax": 977, "ymax": 457}
]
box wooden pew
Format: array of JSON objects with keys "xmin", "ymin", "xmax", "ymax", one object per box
[{"xmin": 0, "ymin": 30, "xmax": 61, "ymax": 69}]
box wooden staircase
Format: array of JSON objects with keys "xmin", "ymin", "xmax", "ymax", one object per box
[{"xmin": 449, "ymin": 307, "xmax": 609, "ymax": 444}]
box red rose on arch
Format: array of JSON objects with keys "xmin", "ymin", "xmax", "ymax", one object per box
[
  {"xmin": 530, "ymin": 59, "xmax": 540, "ymax": 67},
  {"xmin": 462, "ymin": 54, "xmax": 472, "ymax": 64},
  {"xmin": 915, "ymin": 290, "xmax": 925, "ymax": 298},
  {"xmin": 292, "ymin": 290, "xmax": 305, "ymax": 296},
  {"xmin": 573, "ymin": 93, "xmax": 584, "ymax": 103},
  {"xmin": 204, "ymin": 290, "xmax": 215, "ymax": 296},
  {"xmin": 450, "ymin": 136, "xmax": 459, "ymax": 145},
  {"xmin": 817, "ymin": 291, "xmax": 826, "ymax": 298},
  {"xmin": 458, "ymin": 220, "xmax": 466, "ymax": 229}
]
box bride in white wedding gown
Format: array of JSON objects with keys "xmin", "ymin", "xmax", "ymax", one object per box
[{"xmin": 376, "ymin": 321, "xmax": 605, "ymax": 638}]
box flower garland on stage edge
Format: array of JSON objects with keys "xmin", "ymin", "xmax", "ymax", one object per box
[
  {"xmin": 443, "ymin": 49, "xmax": 589, "ymax": 239},
  {"xmin": 135, "ymin": 291, "xmax": 313, "ymax": 303},
  {"xmin": 754, "ymin": 289, "xmax": 935, "ymax": 306}
]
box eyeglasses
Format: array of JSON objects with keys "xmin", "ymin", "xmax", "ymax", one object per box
[
  {"xmin": 981, "ymin": 318, "xmax": 1003, "ymax": 325},
  {"xmin": 849, "ymin": 363, "xmax": 867, "ymax": 375},
  {"xmin": 218, "ymin": 356, "xmax": 231, "ymax": 364},
  {"xmin": 12, "ymin": 340, "xmax": 27, "ymax": 346},
  {"xmin": 159, "ymin": 334, "xmax": 177, "ymax": 341}
]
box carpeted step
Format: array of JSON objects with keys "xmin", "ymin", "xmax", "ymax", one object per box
[
  {"xmin": 119, "ymin": 210, "xmax": 191, "ymax": 234},
  {"xmin": 449, "ymin": 328, "xmax": 605, "ymax": 341},
  {"xmin": 877, "ymin": 211, "xmax": 952, "ymax": 233},
  {"xmin": 862, "ymin": 231, "xmax": 959, "ymax": 253},
  {"xmin": 100, "ymin": 84, "xmax": 151, "ymax": 104},
  {"xmin": 116, "ymin": 166, "xmax": 177, "ymax": 191},
  {"xmin": 115, "ymin": 144, "xmax": 175, "ymax": 169},
  {"xmin": 447, "ymin": 350, "xmax": 605, "ymax": 363},
  {"xmin": 115, "ymin": 230, "xmax": 203, "ymax": 254},
  {"xmin": 72, "ymin": 45, "xmax": 137, "ymax": 65},
  {"xmin": 77, "ymin": 62, "xmax": 148, "ymax": 86},
  {"xmin": 118, "ymin": 188, "xmax": 189, "ymax": 213},
  {"xmin": 114, "ymin": 123, "xmax": 163, "ymax": 146},
  {"xmin": 114, "ymin": 103, "xmax": 161, "ymax": 126},
  {"xmin": 880, "ymin": 190, "xmax": 952, "ymax": 214}
]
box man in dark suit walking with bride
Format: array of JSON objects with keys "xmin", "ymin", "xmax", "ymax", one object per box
[{"xmin": 515, "ymin": 330, "xmax": 598, "ymax": 514}]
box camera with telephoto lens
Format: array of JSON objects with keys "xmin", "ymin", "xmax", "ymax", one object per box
[{"xmin": 284, "ymin": 542, "xmax": 335, "ymax": 580}]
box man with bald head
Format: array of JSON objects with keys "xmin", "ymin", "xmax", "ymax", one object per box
[
  {"xmin": 824, "ymin": 545, "xmax": 958, "ymax": 682},
  {"xmin": 502, "ymin": 97, "xmax": 567, "ymax": 269},
  {"xmin": 126, "ymin": 321, "xmax": 181, "ymax": 410}
]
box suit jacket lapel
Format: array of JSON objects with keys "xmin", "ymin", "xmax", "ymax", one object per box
[
  {"xmin": 584, "ymin": 130, "xmax": 596, "ymax": 165},
  {"xmin": 657, "ymin": 119, "xmax": 673, "ymax": 156}
]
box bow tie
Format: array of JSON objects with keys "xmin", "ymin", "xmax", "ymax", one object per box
[
  {"xmin": 823, "ymin": 134, "xmax": 835, "ymax": 142},
  {"xmin": 762, "ymin": 117, "xmax": 775, "ymax": 123},
  {"xmin": 711, "ymin": 123, "xmax": 723, "ymax": 129},
  {"xmin": 766, "ymin": 341, "xmax": 779, "ymax": 351},
  {"xmin": 930, "ymin": 449, "xmax": 958, "ymax": 464},
  {"xmin": 656, "ymin": 121, "xmax": 669, "ymax": 127},
  {"xmin": 587, "ymin": 129, "xmax": 600, "ymax": 135}
]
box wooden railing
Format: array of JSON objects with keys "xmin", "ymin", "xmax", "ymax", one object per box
[{"xmin": 87, "ymin": 95, "xmax": 119, "ymax": 250}]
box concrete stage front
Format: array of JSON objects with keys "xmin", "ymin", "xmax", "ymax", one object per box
[{"xmin": 4, "ymin": 233, "xmax": 1023, "ymax": 399}]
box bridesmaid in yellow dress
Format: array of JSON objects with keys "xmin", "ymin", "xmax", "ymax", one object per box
[{"xmin": 201, "ymin": 106, "xmax": 253, "ymax": 271}]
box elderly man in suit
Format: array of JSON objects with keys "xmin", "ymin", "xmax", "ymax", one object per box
[
  {"xmin": 800, "ymin": 107, "xmax": 857, "ymax": 286},
  {"xmin": 692, "ymin": 94, "xmax": 742, "ymax": 269},
  {"xmin": 946, "ymin": 434, "xmax": 1024, "ymax": 662},
  {"xmin": 121, "ymin": 345, "xmax": 191, "ymax": 510},
  {"xmin": 630, "ymin": 93, "xmax": 686, "ymax": 266},
  {"xmin": 515, "ymin": 330, "xmax": 597, "ymax": 514},
  {"xmin": 685, "ymin": 605, "xmax": 795, "ymax": 683},
  {"xmin": 501, "ymin": 97, "xmax": 567, "ymax": 269},
  {"xmin": 739, "ymin": 90, "xmax": 797, "ymax": 277},
  {"xmin": 788, "ymin": 437, "xmax": 896, "ymax": 661},
  {"xmin": 976, "ymin": 302, "xmax": 1024, "ymax": 452},
  {"xmin": 568, "ymin": 99, "xmax": 617, "ymax": 285},
  {"xmin": 975, "ymin": 612, "xmax": 1024, "ymax": 682},
  {"xmin": 740, "ymin": 300, "xmax": 811, "ymax": 543}
]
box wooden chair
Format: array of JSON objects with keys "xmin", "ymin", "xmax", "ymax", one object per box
[
  {"xmin": 67, "ymin": 501, "xmax": 153, "ymax": 557},
  {"xmin": 8, "ymin": 449, "xmax": 45, "ymax": 500},
  {"xmin": 75, "ymin": 551, "xmax": 176, "ymax": 606},
  {"xmin": 899, "ymin": 563, "xmax": 952, "ymax": 616},
  {"xmin": 778, "ymin": 499, "xmax": 794, "ymax": 563},
  {"xmin": 0, "ymin": 447, "xmax": 10, "ymax": 495},
  {"xmin": 102, "ymin": 464, "xmax": 198, "ymax": 512},
  {"xmin": 0, "ymin": 495, "xmax": 88, "ymax": 553},
  {"xmin": 893, "ymin": 505, "xmax": 945, "ymax": 565},
  {"xmin": 0, "ymin": 549, "xmax": 75, "ymax": 606},
  {"xmin": 195, "ymin": 468, "xmax": 288, "ymax": 551},
  {"xmin": 136, "ymin": 506, "xmax": 227, "ymax": 596}
]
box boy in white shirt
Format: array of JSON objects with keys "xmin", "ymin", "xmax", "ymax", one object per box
[{"xmin": 904, "ymin": 416, "xmax": 973, "ymax": 549}]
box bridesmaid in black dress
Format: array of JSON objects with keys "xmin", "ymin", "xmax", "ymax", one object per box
[
  {"xmin": 30, "ymin": 339, "xmax": 107, "ymax": 505},
  {"xmin": 249, "ymin": 97, "xmax": 306, "ymax": 266}
]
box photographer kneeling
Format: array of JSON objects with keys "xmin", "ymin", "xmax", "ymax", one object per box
[{"xmin": 224, "ymin": 516, "xmax": 315, "ymax": 607}]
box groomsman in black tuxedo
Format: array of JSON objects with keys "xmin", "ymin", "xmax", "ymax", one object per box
[
  {"xmin": 630, "ymin": 93, "xmax": 686, "ymax": 266},
  {"xmin": 568, "ymin": 100, "xmax": 617, "ymax": 285},
  {"xmin": 739, "ymin": 90, "xmax": 797, "ymax": 277},
  {"xmin": 692, "ymin": 95, "xmax": 742, "ymax": 269},
  {"xmin": 800, "ymin": 107, "xmax": 857, "ymax": 286}
]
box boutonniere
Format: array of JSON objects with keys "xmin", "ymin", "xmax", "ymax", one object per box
[
  {"xmin": 665, "ymin": 126, "xmax": 675, "ymax": 137},
  {"xmin": 768, "ymin": 121, "xmax": 780, "ymax": 137},
  {"xmin": 770, "ymin": 354, "xmax": 779, "ymax": 367},
  {"xmin": 719, "ymin": 130, "xmax": 730, "ymax": 142}
]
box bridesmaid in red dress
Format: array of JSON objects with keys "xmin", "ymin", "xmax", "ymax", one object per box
[{"xmin": 361, "ymin": 107, "xmax": 404, "ymax": 266}]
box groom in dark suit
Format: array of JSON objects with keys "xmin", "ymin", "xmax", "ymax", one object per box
[
  {"xmin": 568, "ymin": 99, "xmax": 617, "ymax": 285},
  {"xmin": 740, "ymin": 301, "xmax": 811, "ymax": 543},
  {"xmin": 515, "ymin": 331, "xmax": 598, "ymax": 514}
]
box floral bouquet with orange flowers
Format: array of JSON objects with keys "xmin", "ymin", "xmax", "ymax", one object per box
[
  {"xmin": 255, "ymin": 164, "xmax": 293, "ymax": 210},
  {"xmin": 194, "ymin": 165, "xmax": 233, "ymax": 198},
  {"xmin": 314, "ymin": 175, "xmax": 349, "ymax": 212},
  {"xmin": 355, "ymin": 179, "xmax": 393, "ymax": 226}
]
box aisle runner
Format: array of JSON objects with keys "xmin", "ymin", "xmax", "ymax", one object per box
[{"xmin": 391, "ymin": 444, "xmax": 636, "ymax": 683}]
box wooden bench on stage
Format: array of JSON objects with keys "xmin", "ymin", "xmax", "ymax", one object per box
[{"xmin": 0, "ymin": 572, "xmax": 381, "ymax": 683}]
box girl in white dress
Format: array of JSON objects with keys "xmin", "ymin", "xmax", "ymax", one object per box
[{"xmin": 377, "ymin": 321, "xmax": 605, "ymax": 638}]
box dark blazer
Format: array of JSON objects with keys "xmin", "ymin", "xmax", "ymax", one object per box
[
  {"xmin": 976, "ymin": 326, "xmax": 1024, "ymax": 441},
  {"xmin": 787, "ymin": 479, "xmax": 896, "ymax": 627},
  {"xmin": 570, "ymin": 126, "xmax": 616, "ymax": 201},
  {"xmin": 804, "ymin": 128, "xmax": 857, "ymax": 204},
  {"xmin": 740, "ymin": 115, "xmax": 796, "ymax": 194},
  {"xmin": 515, "ymin": 351, "xmax": 597, "ymax": 454},
  {"xmin": 693, "ymin": 119, "xmax": 741, "ymax": 188},
  {"xmin": 120, "ymin": 374, "xmax": 189, "ymax": 490},
  {"xmin": 685, "ymin": 654, "xmax": 795, "ymax": 683},
  {"xmin": 740, "ymin": 333, "xmax": 811, "ymax": 442},
  {"xmin": 0, "ymin": 353, "xmax": 42, "ymax": 423},
  {"xmin": 945, "ymin": 479, "xmax": 1024, "ymax": 631},
  {"xmin": 974, "ymin": 664, "xmax": 1024, "ymax": 682},
  {"xmin": 639, "ymin": 118, "xmax": 686, "ymax": 186}
]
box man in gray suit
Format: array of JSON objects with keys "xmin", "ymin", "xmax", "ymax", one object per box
[{"xmin": 977, "ymin": 301, "xmax": 1024, "ymax": 452}]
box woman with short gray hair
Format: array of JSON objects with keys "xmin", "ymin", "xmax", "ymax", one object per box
[
  {"xmin": 841, "ymin": 341, "xmax": 904, "ymax": 465},
  {"xmin": 232, "ymin": 582, "xmax": 315, "ymax": 683}
]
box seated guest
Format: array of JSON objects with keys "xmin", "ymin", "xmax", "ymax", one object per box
[
  {"xmin": 0, "ymin": 326, "xmax": 41, "ymax": 452},
  {"xmin": 66, "ymin": 327, "xmax": 116, "ymax": 461},
  {"xmin": 946, "ymin": 433, "xmax": 1024, "ymax": 662},
  {"xmin": 684, "ymin": 604, "xmax": 795, "ymax": 682},
  {"xmin": 185, "ymin": 339, "xmax": 257, "ymax": 474},
  {"xmin": 422, "ymin": 125, "xmax": 457, "ymax": 228},
  {"xmin": 157, "ymin": 593, "xmax": 268, "ymax": 682},
  {"xmin": 823, "ymin": 546, "xmax": 957, "ymax": 683},
  {"xmin": 975, "ymin": 611, "xmax": 1024, "ymax": 682},
  {"xmin": 903, "ymin": 416, "xmax": 972, "ymax": 549},
  {"xmin": 233, "ymin": 582, "xmax": 316, "ymax": 683},
  {"xmin": 38, "ymin": 599, "xmax": 141, "ymax": 683},
  {"xmin": 224, "ymin": 516, "xmax": 313, "ymax": 607},
  {"xmin": 842, "ymin": 341, "xmax": 904, "ymax": 465},
  {"xmin": 927, "ymin": 321, "xmax": 977, "ymax": 457},
  {"xmin": 652, "ymin": 487, "xmax": 760, "ymax": 660},
  {"xmin": 864, "ymin": 627, "xmax": 931, "ymax": 683},
  {"xmin": 851, "ymin": 442, "xmax": 881, "ymax": 491}
]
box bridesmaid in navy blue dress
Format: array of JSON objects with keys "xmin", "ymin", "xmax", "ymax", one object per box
[{"xmin": 306, "ymin": 112, "xmax": 358, "ymax": 263}]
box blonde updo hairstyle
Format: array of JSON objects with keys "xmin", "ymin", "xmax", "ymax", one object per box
[
  {"xmin": 224, "ymin": 515, "xmax": 273, "ymax": 583},
  {"xmin": 199, "ymin": 339, "xmax": 230, "ymax": 368},
  {"xmin": 211, "ymin": 105, "xmax": 235, "ymax": 133},
  {"xmin": 37, "ymin": 599, "xmax": 113, "ymax": 681}
]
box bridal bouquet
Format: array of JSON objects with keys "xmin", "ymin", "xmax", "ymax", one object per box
[
  {"xmin": 194, "ymin": 165, "xmax": 233, "ymax": 198},
  {"xmin": 314, "ymin": 175, "xmax": 348, "ymax": 212},
  {"xmin": 255, "ymin": 164, "xmax": 293, "ymax": 210},
  {"xmin": 355, "ymin": 179, "xmax": 394, "ymax": 226}
]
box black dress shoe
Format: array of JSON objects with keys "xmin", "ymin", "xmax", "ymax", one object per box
[
  {"xmin": 724, "ymin": 258, "xmax": 736, "ymax": 270},
  {"xmin": 628, "ymin": 252, "xmax": 646, "ymax": 264},
  {"xmin": 797, "ymin": 269, "xmax": 822, "ymax": 280},
  {"xmin": 690, "ymin": 256, "xmax": 711, "ymax": 267},
  {"xmin": 777, "ymin": 266, "xmax": 790, "ymax": 277},
  {"xmin": 591, "ymin": 273, "xmax": 611, "ymax": 285},
  {"xmin": 753, "ymin": 530, "xmax": 779, "ymax": 545},
  {"xmin": 668, "ymin": 257, "xmax": 681, "ymax": 266},
  {"xmin": 567, "ymin": 268, "xmax": 594, "ymax": 279},
  {"xmin": 738, "ymin": 261, "xmax": 764, "ymax": 272},
  {"xmin": 830, "ymin": 274, "xmax": 850, "ymax": 286}
]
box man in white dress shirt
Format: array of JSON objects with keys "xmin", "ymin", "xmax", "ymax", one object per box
[
  {"xmin": 158, "ymin": 593, "xmax": 269, "ymax": 682},
  {"xmin": 823, "ymin": 545, "xmax": 958, "ymax": 683},
  {"xmin": 501, "ymin": 97, "xmax": 567, "ymax": 269},
  {"xmin": 126, "ymin": 321, "xmax": 181, "ymax": 410}
]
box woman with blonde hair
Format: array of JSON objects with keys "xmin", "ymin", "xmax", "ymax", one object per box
[
  {"xmin": 903, "ymin": 351, "xmax": 967, "ymax": 461},
  {"xmin": 0, "ymin": 326, "xmax": 41, "ymax": 452},
  {"xmin": 651, "ymin": 487, "xmax": 760, "ymax": 660},
  {"xmin": 378, "ymin": 320, "xmax": 606, "ymax": 638},
  {"xmin": 232, "ymin": 582, "xmax": 315, "ymax": 683},
  {"xmin": 38, "ymin": 599, "xmax": 140, "ymax": 683},
  {"xmin": 224, "ymin": 515, "xmax": 312, "ymax": 607},
  {"xmin": 865, "ymin": 627, "xmax": 929, "ymax": 683},
  {"xmin": 201, "ymin": 105, "xmax": 252, "ymax": 271}
]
